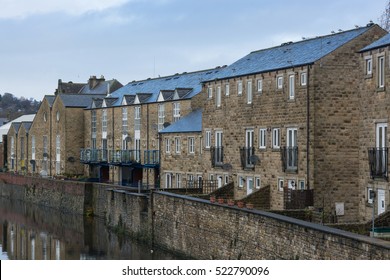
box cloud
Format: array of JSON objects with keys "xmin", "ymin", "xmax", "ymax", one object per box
[{"xmin": 0, "ymin": 0, "xmax": 132, "ymax": 19}]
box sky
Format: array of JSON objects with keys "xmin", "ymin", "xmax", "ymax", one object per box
[{"xmin": 0, "ymin": 0, "xmax": 388, "ymax": 101}]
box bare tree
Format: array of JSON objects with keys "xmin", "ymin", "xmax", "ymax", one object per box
[{"xmin": 379, "ymin": 0, "xmax": 390, "ymax": 31}]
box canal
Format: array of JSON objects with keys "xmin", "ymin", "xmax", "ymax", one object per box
[{"xmin": 0, "ymin": 197, "xmax": 180, "ymax": 260}]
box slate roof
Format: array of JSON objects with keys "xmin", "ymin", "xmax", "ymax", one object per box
[
  {"xmin": 44, "ymin": 95, "xmax": 56, "ymax": 107},
  {"xmin": 111, "ymin": 68, "xmax": 226, "ymax": 106},
  {"xmin": 10, "ymin": 122, "xmax": 21, "ymax": 133},
  {"xmin": 122, "ymin": 95, "xmax": 136, "ymax": 105},
  {"xmin": 79, "ymin": 79, "xmax": 123, "ymax": 95},
  {"xmin": 0, "ymin": 114, "xmax": 35, "ymax": 142},
  {"xmin": 56, "ymin": 80, "xmax": 85, "ymax": 94},
  {"xmin": 159, "ymin": 109, "xmax": 202, "ymax": 134},
  {"xmin": 361, "ymin": 32, "xmax": 390, "ymax": 52},
  {"xmin": 205, "ymin": 25, "xmax": 374, "ymax": 81},
  {"xmin": 58, "ymin": 94, "xmax": 106, "ymax": 108}
]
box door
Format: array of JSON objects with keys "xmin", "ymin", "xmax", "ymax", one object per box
[
  {"xmin": 378, "ymin": 189, "xmax": 386, "ymax": 215},
  {"xmin": 217, "ymin": 176, "xmax": 223, "ymax": 188},
  {"xmin": 247, "ymin": 177, "xmax": 254, "ymax": 195}
]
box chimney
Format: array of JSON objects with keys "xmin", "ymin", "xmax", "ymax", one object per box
[{"xmin": 88, "ymin": 75, "xmax": 105, "ymax": 90}]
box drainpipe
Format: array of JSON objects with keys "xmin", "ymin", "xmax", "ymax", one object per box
[
  {"xmin": 26, "ymin": 132, "xmax": 29, "ymax": 173},
  {"xmin": 15, "ymin": 132, "xmax": 18, "ymax": 172},
  {"xmin": 49, "ymin": 107, "xmax": 52, "ymax": 177},
  {"xmin": 306, "ymin": 66, "xmax": 311, "ymax": 190},
  {"xmin": 146, "ymin": 103, "xmax": 150, "ymax": 187}
]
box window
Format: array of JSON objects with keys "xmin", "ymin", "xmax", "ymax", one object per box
[
  {"xmin": 277, "ymin": 76, "xmax": 283, "ymax": 89},
  {"xmin": 188, "ymin": 137, "xmax": 195, "ymax": 154},
  {"xmin": 237, "ymin": 81, "xmax": 243, "ymax": 95},
  {"xmin": 367, "ymin": 187, "xmax": 374, "ymax": 204},
  {"xmin": 225, "ymin": 84, "xmax": 230, "ymax": 96},
  {"xmin": 122, "ymin": 107, "xmax": 128, "ymax": 133},
  {"xmin": 259, "ymin": 128, "xmax": 266, "ymax": 149},
  {"xmin": 134, "ymin": 106, "xmax": 141, "ymax": 131},
  {"xmin": 165, "ymin": 138, "xmax": 170, "ymax": 153},
  {"xmin": 176, "ymin": 173, "xmax": 181, "ymax": 188},
  {"xmin": 272, "ymin": 128, "xmax": 280, "ymax": 149},
  {"xmin": 300, "ymin": 72, "xmax": 307, "ymax": 86},
  {"xmin": 158, "ymin": 104, "xmax": 165, "ymax": 131},
  {"xmin": 175, "ymin": 137, "xmax": 181, "ymax": 154},
  {"xmin": 165, "ymin": 173, "xmax": 172, "ymax": 188},
  {"xmin": 255, "ymin": 177, "xmax": 261, "ymax": 189},
  {"xmin": 238, "ymin": 176, "xmax": 244, "ymax": 188},
  {"xmin": 43, "ymin": 112, "xmax": 47, "ymax": 122},
  {"xmin": 207, "ymin": 86, "xmax": 213, "ymax": 99},
  {"xmin": 378, "ymin": 56, "xmax": 385, "ymax": 88},
  {"xmin": 289, "ymin": 74, "xmax": 295, "ymax": 99},
  {"xmin": 20, "ymin": 137, "xmax": 25, "ymax": 159},
  {"xmin": 205, "ymin": 130, "xmax": 211, "ymax": 149},
  {"xmin": 365, "ymin": 57, "xmax": 372, "ymax": 75},
  {"xmin": 173, "ymin": 102, "xmax": 180, "ymax": 122},
  {"xmin": 278, "ymin": 178, "xmax": 284, "ymax": 191},
  {"xmin": 91, "ymin": 110, "xmax": 97, "ymax": 137},
  {"xmin": 257, "ymin": 79, "xmax": 263, "ymax": 93},
  {"xmin": 102, "ymin": 109, "xmax": 107, "ymax": 136},
  {"xmin": 56, "ymin": 135, "xmax": 60, "ymax": 175},
  {"xmin": 247, "ymin": 80, "xmax": 252, "ymax": 104},
  {"xmin": 31, "ymin": 135, "xmax": 35, "ymax": 160},
  {"xmin": 56, "ymin": 111, "xmax": 60, "ymax": 122},
  {"xmin": 134, "ymin": 138, "xmax": 140, "ymax": 161},
  {"xmin": 216, "ymin": 86, "xmax": 221, "ymax": 107},
  {"xmin": 298, "ymin": 179, "xmax": 305, "ymax": 190}
]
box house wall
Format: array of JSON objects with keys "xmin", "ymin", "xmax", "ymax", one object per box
[{"xmin": 7, "ymin": 126, "xmax": 18, "ymax": 172}]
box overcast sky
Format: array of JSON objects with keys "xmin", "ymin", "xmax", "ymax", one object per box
[{"xmin": 0, "ymin": 0, "xmax": 388, "ymax": 100}]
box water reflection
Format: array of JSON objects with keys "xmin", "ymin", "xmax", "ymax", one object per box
[{"xmin": 0, "ymin": 197, "xmax": 178, "ymax": 260}]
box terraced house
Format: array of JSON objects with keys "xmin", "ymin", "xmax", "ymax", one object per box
[
  {"xmin": 198, "ymin": 24, "xmax": 386, "ymax": 222},
  {"xmin": 81, "ymin": 68, "xmax": 223, "ymax": 187},
  {"xmin": 359, "ymin": 33, "xmax": 390, "ymax": 221}
]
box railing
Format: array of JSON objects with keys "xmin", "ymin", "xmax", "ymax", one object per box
[
  {"xmin": 281, "ymin": 146, "xmax": 298, "ymax": 172},
  {"xmin": 109, "ymin": 150, "xmax": 140, "ymax": 164},
  {"xmin": 80, "ymin": 149, "xmax": 105, "ymax": 163},
  {"xmin": 160, "ymin": 179, "xmax": 219, "ymax": 194},
  {"xmin": 210, "ymin": 146, "xmax": 224, "ymax": 167},
  {"xmin": 144, "ymin": 150, "xmax": 159, "ymax": 165},
  {"xmin": 240, "ymin": 147, "xmax": 255, "ymax": 169},
  {"xmin": 368, "ymin": 147, "xmax": 388, "ymax": 180}
]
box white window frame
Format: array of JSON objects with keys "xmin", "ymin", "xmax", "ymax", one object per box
[
  {"xmin": 259, "ymin": 128, "xmax": 267, "ymax": 149},
  {"xmin": 102, "ymin": 109, "xmax": 107, "ymax": 135},
  {"xmin": 208, "ymin": 86, "xmax": 213, "ymax": 99},
  {"xmin": 378, "ymin": 55, "xmax": 385, "ymax": 88},
  {"xmin": 300, "ymin": 72, "xmax": 307, "ymax": 86},
  {"xmin": 188, "ymin": 137, "xmax": 195, "ymax": 154},
  {"xmin": 31, "ymin": 135, "xmax": 35, "ymax": 160},
  {"xmin": 365, "ymin": 56, "xmax": 372, "ymax": 75},
  {"xmin": 367, "ymin": 187, "xmax": 374, "ymax": 204},
  {"xmin": 173, "ymin": 102, "xmax": 180, "ymax": 122},
  {"xmin": 216, "ymin": 86, "xmax": 221, "ymax": 107},
  {"xmin": 289, "ymin": 74, "xmax": 295, "ymax": 99},
  {"xmin": 122, "ymin": 107, "xmax": 128, "ymax": 134},
  {"xmin": 175, "ymin": 137, "xmax": 181, "ymax": 154},
  {"xmin": 176, "ymin": 173, "xmax": 181, "ymax": 188},
  {"xmin": 272, "ymin": 128, "xmax": 280, "ymax": 149},
  {"xmin": 237, "ymin": 81, "xmax": 243, "ymax": 95},
  {"xmin": 277, "ymin": 76, "xmax": 283, "ymax": 89},
  {"xmin": 134, "ymin": 106, "xmax": 141, "ymax": 131},
  {"xmin": 158, "ymin": 103, "xmax": 165, "ymax": 131},
  {"xmin": 165, "ymin": 138, "xmax": 170, "ymax": 154},
  {"xmin": 255, "ymin": 176, "xmax": 261, "ymax": 189},
  {"xmin": 91, "ymin": 110, "xmax": 97, "ymax": 137},
  {"xmin": 247, "ymin": 80, "xmax": 253, "ymax": 104},
  {"xmin": 56, "ymin": 135, "xmax": 61, "ymax": 175},
  {"xmin": 278, "ymin": 178, "xmax": 284, "ymax": 191},
  {"xmin": 257, "ymin": 79, "xmax": 263, "ymax": 93},
  {"xmin": 165, "ymin": 173, "xmax": 172, "ymax": 188},
  {"xmin": 205, "ymin": 130, "xmax": 211, "ymax": 149},
  {"xmin": 298, "ymin": 179, "xmax": 305, "ymax": 190},
  {"xmin": 238, "ymin": 176, "xmax": 244, "ymax": 188},
  {"xmin": 225, "ymin": 83, "xmax": 230, "ymax": 96}
]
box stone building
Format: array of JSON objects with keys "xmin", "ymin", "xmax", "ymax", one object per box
[
  {"xmin": 198, "ymin": 24, "xmax": 386, "ymax": 222},
  {"xmin": 81, "ymin": 68, "xmax": 223, "ymax": 186},
  {"xmin": 359, "ymin": 33, "xmax": 390, "ymax": 221}
]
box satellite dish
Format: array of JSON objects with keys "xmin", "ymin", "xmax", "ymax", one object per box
[
  {"xmin": 43, "ymin": 152, "xmax": 49, "ymax": 158},
  {"xmin": 249, "ymin": 155, "xmax": 260, "ymax": 165}
]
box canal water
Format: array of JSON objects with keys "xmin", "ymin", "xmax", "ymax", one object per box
[{"xmin": 0, "ymin": 197, "xmax": 180, "ymax": 260}]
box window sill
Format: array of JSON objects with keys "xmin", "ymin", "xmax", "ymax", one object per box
[
  {"xmin": 376, "ymin": 87, "xmax": 385, "ymax": 93},
  {"xmin": 364, "ymin": 74, "xmax": 373, "ymax": 79}
]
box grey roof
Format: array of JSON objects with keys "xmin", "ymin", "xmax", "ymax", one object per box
[
  {"xmin": 79, "ymin": 79, "xmax": 123, "ymax": 95},
  {"xmin": 136, "ymin": 93, "xmax": 153, "ymax": 103},
  {"xmin": 10, "ymin": 122, "xmax": 21, "ymax": 133},
  {"xmin": 59, "ymin": 94, "xmax": 106, "ymax": 108},
  {"xmin": 206, "ymin": 25, "xmax": 374, "ymax": 81},
  {"xmin": 44, "ymin": 95, "xmax": 56, "ymax": 107},
  {"xmin": 159, "ymin": 109, "xmax": 202, "ymax": 134},
  {"xmin": 361, "ymin": 32, "xmax": 390, "ymax": 52},
  {"xmin": 20, "ymin": 122, "xmax": 32, "ymax": 133},
  {"xmin": 103, "ymin": 97, "xmax": 119, "ymax": 107},
  {"xmin": 111, "ymin": 68, "xmax": 225, "ymax": 106},
  {"xmin": 160, "ymin": 90, "xmax": 175, "ymax": 101},
  {"xmin": 174, "ymin": 88, "xmax": 193, "ymax": 99},
  {"xmin": 122, "ymin": 95, "xmax": 136, "ymax": 105},
  {"xmin": 56, "ymin": 79, "xmax": 86, "ymax": 94}
]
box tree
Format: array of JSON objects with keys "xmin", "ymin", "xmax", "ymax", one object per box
[{"xmin": 379, "ymin": 0, "xmax": 390, "ymax": 31}]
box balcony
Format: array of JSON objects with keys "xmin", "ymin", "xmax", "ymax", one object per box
[
  {"xmin": 281, "ymin": 146, "xmax": 298, "ymax": 173},
  {"xmin": 368, "ymin": 147, "xmax": 388, "ymax": 180},
  {"xmin": 240, "ymin": 147, "xmax": 256, "ymax": 170},
  {"xmin": 144, "ymin": 150, "xmax": 159, "ymax": 166},
  {"xmin": 109, "ymin": 150, "xmax": 140, "ymax": 165},
  {"xmin": 80, "ymin": 149, "xmax": 104, "ymax": 163},
  {"xmin": 210, "ymin": 146, "xmax": 224, "ymax": 167}
]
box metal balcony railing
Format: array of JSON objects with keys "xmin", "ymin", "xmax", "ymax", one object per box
[
  {"xmin": 281, "ymin": 146, "xmax": 298, "ymax": 173},
  {"xmin": 210, "ymin": 146, "xmax": 224, "ymax": 167},
  {"xmin": 239, "ymin": 147, "xmax": 255, "ymax": 169},
  {"xmin": 109, "ymin": 150, "xmax": 140, "ymax": 164},
  {"xmin": 144, "ymin": 150, "xmax": 159, "ymax": 165},
  {"xmin": 368, "ymin": 147, "xmax": 388, "ymax": 180}
]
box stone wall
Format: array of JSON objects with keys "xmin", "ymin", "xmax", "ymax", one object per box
[{"xmin": 152, "ymin": 191, "xmax": 390, "ymax": 259}]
